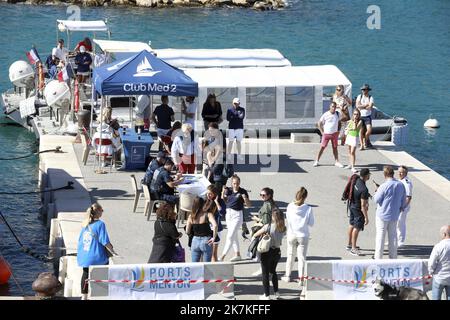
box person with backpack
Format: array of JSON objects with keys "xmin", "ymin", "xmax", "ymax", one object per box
[
  {"xmin": 313, "ymin": 101, "xmax": 345, "ymax": 168},
  {"xmin": 344, "ymin": 168, "xmax": 371, "ymax": 256},
  {"xmin": 356, "ymin": 84, "xmax": 375, "ymax": 150}
]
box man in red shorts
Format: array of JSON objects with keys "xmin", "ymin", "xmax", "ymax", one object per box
[{"xmin": 313, "ymin": 101, "xmax": 345, "ymax": 168}]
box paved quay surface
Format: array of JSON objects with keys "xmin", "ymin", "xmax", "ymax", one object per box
[{"xmin": 72, "ymin": 138, "xmax": 450, "ymax": 300}]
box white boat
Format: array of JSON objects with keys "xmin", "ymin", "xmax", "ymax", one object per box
[{"xmin": 2, "ymin": 21, "xmax": 405, "ymax": 140}]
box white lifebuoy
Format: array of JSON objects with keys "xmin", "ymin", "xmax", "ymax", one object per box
[{"xmin": 423, "ymin": 119, "xmax": 440, "ymax": 128}]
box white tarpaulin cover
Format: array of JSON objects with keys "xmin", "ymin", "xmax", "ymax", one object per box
[
  {"xmin": 154, "ymin": 48, "xmax": 292, "ymax": 68},
  {"xmin": 331, "ymin": 259, "xmax": 423, "ymax": 300},
  {"xmin": 108, "ymin": 263, "xmax": 205, "ymax": 300},
  {"xmin": 57, "ymin": 20, "xmax": 109, "ymax": 32},
  {"xmin": 183, "ymin": 65, "xmax": 351, "ymax": 90},
  {"xmin": 93, "ymin": 39, "xmax": 152, "ymax": 53},
  {"xmin": 19, "ymin": 96, "xmax": 35, "ymax": 118}
]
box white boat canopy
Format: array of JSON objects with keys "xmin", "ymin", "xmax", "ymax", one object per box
[
  {"xmin": 93, "ymin": 39, "xmax": 153, "ymax": 53},
  {"xmin": 154, "ymin": 48, "xmax": 292, "ymax": 68},
  {"xmin": 183, "ymin": 65, "xmax": 351, "ymax": 92},
  {"xmin": 57, "ymin": 20, "xmax": 109, "ymax": 32}
]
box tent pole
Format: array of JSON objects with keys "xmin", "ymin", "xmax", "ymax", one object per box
[{"xmin": 97, "ymin": 97, "xmax": 104, "ymax": 172}]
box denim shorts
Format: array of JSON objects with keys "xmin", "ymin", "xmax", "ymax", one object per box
[
  {"xmin": 361, "ymin": 115, "xmax": 372, "ymax": 126},
  {"xmin": 349, "ymin": 207, "xmax": 365, "ymax": 231}
]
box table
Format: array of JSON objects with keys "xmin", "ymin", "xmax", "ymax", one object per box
[
  {"xmin": 119, "ymin": 128, "xmax": 154, "ymax": 170},
  {"xmin": 177, "ymin": 174, "xmax": 211, "ymax": 198}
]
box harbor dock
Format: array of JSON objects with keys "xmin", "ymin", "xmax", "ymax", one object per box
[{"xmin": 36, "ymin": 130, "xmax": 450, "ymax": 300}]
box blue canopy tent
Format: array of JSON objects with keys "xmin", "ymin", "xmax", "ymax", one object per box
[
  {"xmin": 93, "ymin": 49, "xmax": 198, "ymax": 96},
  {"xmin": 91, "ymin": 50, "xmax": 198, "ymax": 172}
]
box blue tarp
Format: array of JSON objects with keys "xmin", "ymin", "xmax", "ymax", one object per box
[{"xmin": 93, "ymin": 50, "xmax": 198, "ymax": 96}]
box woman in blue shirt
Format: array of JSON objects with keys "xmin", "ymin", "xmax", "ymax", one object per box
[{"xmin": 77, "ymin": 203, "xmax": 116, "ymax": 300}]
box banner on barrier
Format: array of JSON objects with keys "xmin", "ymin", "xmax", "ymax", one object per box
[
  {"xmin": 331, "ymin": 259, "xmax": 423, "ymax": 300},
  {"xmin": 108, "ymin": 263, "xmax": 204, "ymax": 300}
]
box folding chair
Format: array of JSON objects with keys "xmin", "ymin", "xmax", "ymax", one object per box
[
  {"xmin": 142, "ymin": 184, "xmax": 165, "ymax": 221},
  {"xmin": 130, "ymin": 174, "xmax": 143, "ymax": 213}
]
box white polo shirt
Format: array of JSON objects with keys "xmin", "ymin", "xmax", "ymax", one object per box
[
  {"xmin": 401, "ymin": 176, "xmax": 413, "ymax": 212},
  {"xmin": 356, "ymin": 94, "xmax": 374, "ymax": 117},
  {"xmin": 319, "ymin": 111, "xmax": 340, "ymax": 134}
]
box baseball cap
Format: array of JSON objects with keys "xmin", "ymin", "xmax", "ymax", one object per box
[
  {"xmin": 360, "ymin": 168, "xmax": 370, "ymax": 177},
  {"xmin": 232, "ymin": 98, "xmax": 240, "ymax": 104},
  {"xmin": 79, "ymin": 46, "xmax": 86, "ymax": 53}
]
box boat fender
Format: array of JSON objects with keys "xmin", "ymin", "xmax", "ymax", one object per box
[
  {"xmin": 0, "ymin": 257, "xmax": 12, "ymax": 285},
  {"xmin": 424, "ymin": 118, "xmax": 440, "ymax": 128}
]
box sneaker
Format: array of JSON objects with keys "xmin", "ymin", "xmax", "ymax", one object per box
[
  {"xmin": 335, "ymin": 161, "xmax": 345, "ymax": 168},
  {"xmin": 252, "ymin": 269, "xmax": 262, "ymax": 277},
  {"xmin": 344, "ymin": 165, "xmax": 351, "ymax": 169},
  {"xmin": 273, "ymin": 292, "xmax": 281, "ymax": 300},
  {"xmin": 346, "ymin": 245, "xmax": 360, "ymax": 251},
  {"xmin": 349, "ymin": 248, "xmax": 361, "ymax": 256},
  {"xmin": 398, "ymin": 242, "xmax": 405, "ymax": 248},
  {"xmin": 281, "ymin": 276, "xmax": 291, "ymax": 283},
  {"xmin": 313, "ymin": 160, "xmax": 319, "ymax": 167},
  {"xmin": 230, "ymin": 256, "xmax": 242, "ymax": 262},
  {"xmin": 259, "ymin": 294, "xmax": 270, "ymax": 300}
]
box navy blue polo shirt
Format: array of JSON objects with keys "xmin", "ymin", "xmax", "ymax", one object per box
[
  {"xmin": 153, "ymin": 104, "xmax": 174, "ymax": 129},
  {"xmin": 154, "ymin": 168, "xmax": 174, "ymax": 195},
  {"xmin": 227, "ymin": 106, "xmax": 245, "ymax": 129},
  {"xmin": 225, "ymin": 187, "xmax": 249, "ymax": 211}
]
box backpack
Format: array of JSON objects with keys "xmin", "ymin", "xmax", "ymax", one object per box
[{"xmin": 342, "ymin": 174, "xmax": 360, "ymax": 213}]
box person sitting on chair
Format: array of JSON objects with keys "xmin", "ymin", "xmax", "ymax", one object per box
[
  {"xmin": 142, "ymin": 151, "xmax": 167, "ymax": 188},
  {"xmin": 150, "ymin": 158, "xmax": 183, "ymax": 206},
  {"xmin": 92, "ymin": 123, "xmax": 121, "ymax": 167}
]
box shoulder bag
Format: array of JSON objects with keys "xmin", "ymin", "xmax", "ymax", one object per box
[{"xmin": 257, "ymin": 224, "xmax": 272, "ymax": 254}]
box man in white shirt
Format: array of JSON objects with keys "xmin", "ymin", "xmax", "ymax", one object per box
[
  {"xmin": 356, "ymin": 84, "xmax": 375, "ymax": 150},
  {"xmin": 397, "ymin": 165, "xmax": 413, "ymax": 247},
  {"xmin": 181, "ymin": 96, "xmax": 197, "ymax": 131},
  {"xmin": 428, "ymin": 225, "xmax": 450, "ymax": 300},
  {"xmin": 52, "ymin": 39, "xmax": 68, "ymax": 63},
  {"xmin": 313, "ymin": 101, "xmax": 344, "ymax": 168},
  {"xmin": 171, "ymin": 123, "xmax": 200, "ymax": 174}
]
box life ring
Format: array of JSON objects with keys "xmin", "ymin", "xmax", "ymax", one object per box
[
  {"xmin": 0, "ymin": 257, "xmax": 12, "ymax": 285},
  {"xmin": 38, "ymin": 62, "xmax": 45, "ymax": 91}
]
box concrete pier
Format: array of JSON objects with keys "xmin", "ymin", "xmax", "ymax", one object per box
[{"xmin": 38, "ymin": 135, "xmax": 449, "ymax": 299}]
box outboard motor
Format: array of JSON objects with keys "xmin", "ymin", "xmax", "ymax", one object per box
[
  {"xmin": 9, "ymin": 60, "xmax": 35, "ymax": 88},
  {"xmin": 43, "ymin": 80, "xmax": 71, "ymax": 108}
]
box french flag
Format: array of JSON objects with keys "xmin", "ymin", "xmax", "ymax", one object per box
[
  {"xmin": 57, "ymin": 64, "xmax": 74, "ymax": 82},
  {"xmin": 26, "ymin": 47, "xmax": 41, "ymax": 65}
]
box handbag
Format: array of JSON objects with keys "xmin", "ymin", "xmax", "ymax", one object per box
[
  {"xmin": 257, "ymin": 224, "xmax": 272, "ymax": 254},
  {"xmin": 87, "ymin": 224, "xmax": 115, "ymax": 258},
  {"xmin": 172, "ymin": 241, "xmax": 185, "ymax": 263}
]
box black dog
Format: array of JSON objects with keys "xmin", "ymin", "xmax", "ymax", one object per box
[{"xmin": 373, "ymin": 279, "xmax": 429, "ymax": 300}]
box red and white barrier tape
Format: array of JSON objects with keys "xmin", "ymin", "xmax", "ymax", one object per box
[
  {"xmin": 296, "ymin": 275, "xmax": 433, "ymax": 285},
  {"xmin": 88, "ymin": 279, "xmax": 236, "ymax": 284}
]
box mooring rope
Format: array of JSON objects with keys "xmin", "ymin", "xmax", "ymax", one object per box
[
  {"xmin": 0, "ymin": 146, "xmax": 63, "ymax": 161},
  {"xmin": 0, "ymin": 181, "xmax": 74, "ymax": 195}
]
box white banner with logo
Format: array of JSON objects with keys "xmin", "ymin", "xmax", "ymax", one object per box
[
  {"xmin": 331, "ymin": 259, "xmax": 423, "ymax": 300},
  {"xmin": 108, "ymin": 263, "xmax": 204, "ymax": 300}
]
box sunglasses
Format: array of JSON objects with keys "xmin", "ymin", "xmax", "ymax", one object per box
[
  {"xmin": 260, "ymin": 193, "xmax": 267, "ymax": 197},
  {"xmin": 336, "ymin": 88, "xmax": 342, "ymax": 91}
]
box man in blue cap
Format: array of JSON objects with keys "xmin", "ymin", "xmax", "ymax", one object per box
[{"xmin": 142, "ymin": 151, "xmax": 167, "ymax": 188}]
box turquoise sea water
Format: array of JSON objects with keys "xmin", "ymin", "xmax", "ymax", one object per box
[{"xmin": 0, "ymin": 1, "xmax": 449, "ymax": 295}]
